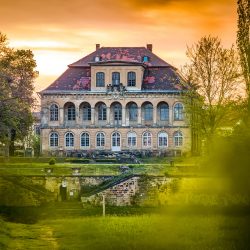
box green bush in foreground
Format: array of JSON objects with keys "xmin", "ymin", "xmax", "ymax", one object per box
[{"xmin": 49, "ymin": 158, "xmax": 56, "ymax": 165}]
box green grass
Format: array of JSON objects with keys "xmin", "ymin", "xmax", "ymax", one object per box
[
  {"xmin": 1, "ymin": 158, "xmax": 249, "ymax": 249},
  {"xmin": 1, "ymin": 210, "xmax": 249, "ymax": 250},
  {"xmin": 0, "ymin": 162, "xmax": 202, "ymax": 177}
]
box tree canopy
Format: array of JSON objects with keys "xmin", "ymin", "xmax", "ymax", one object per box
[
  {"xmin": 0, "ymin": 32, "xmax": 38, "ymax": 151},
  {"xmin": 237, "ymin": 0, "xmax": 250, "ymax": 113},
  {"xmin": 183, "ymin": 36, "xmax": 241, "ymax": 148}
]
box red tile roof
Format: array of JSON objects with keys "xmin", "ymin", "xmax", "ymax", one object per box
[
  {"xmin": 42, "ymin": 46, "xmax": 187, "ymax": 93},
  {"xmin": 69, "ymin": 47, "xmax": 171, "ymax": 67}
]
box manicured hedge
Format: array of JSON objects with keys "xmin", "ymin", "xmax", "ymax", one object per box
[
  {"xmin": 95, "ymin": 158, "xmax": 117, "ymax": 163},
  {"xmin": 0, "ymin": 157, "xmax": 65, "ymax": 164},
  {"xmin": 65, "ymin": 158, "xmax": 90, "ymax": 164}
]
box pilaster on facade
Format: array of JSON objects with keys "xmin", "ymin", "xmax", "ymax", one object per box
[
  {"xmin": 137, "ymin": 107, "xmax": 142, "ymax": 125},
  {"xmin": 122, "ymin": 107, "xmax": 126, "ymax": 126},
  {"xmin": 153, "ymin": 107, "xmax": 157, "ymax": 125},
  {"xmin": 106, "ymin": 107, "xmax": 110, "ymax": 126}
]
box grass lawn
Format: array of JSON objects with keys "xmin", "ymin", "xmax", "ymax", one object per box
[
  {"xmin": 0, "ymin": 160, "xmax": 202, "ymax": 177},
  {"xmin": 1, "ymin": 209, "xmax": 249, "ymax": 250}
]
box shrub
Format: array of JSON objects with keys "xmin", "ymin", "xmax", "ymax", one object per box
[
  {"xmin": 49, "ymin": 158, "xmax": 56, "ymax": 165},
  {"xmin": 65, "ymin": 158, "xmax": 90, "ymax": 163},
  {"xmin": 95, "ymin": 159, "xmax": 117, "ymax": 163}
]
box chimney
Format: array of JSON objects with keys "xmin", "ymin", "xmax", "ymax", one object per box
[
  {"xmin": 96, "ymin": 44, "xmax": 100, "ymax": 50},
  {"xmin": 147, "ymin": 44, "xmax": 152, "ymax": 52}
]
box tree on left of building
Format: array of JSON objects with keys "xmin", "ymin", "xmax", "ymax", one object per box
[{"xmin": 0, "ymin": 32, "xmax": 38, "ymax": 156}]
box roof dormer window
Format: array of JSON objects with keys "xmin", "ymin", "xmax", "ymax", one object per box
[
  {"xmin": 142, "ymin": 56, "xmax": 149, "ymax": 62},
  {"xmin": 94, "ymin": 56, "xmax": 101, "ymax": 62}
]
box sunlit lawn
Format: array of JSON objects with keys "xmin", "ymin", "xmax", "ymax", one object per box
[
  {"xmin": 0, "ymin": 157, "xmax": 201, "ymax": 176},
  {"xmin": 2, "ymin": 156, "xmax": 248, "ymax": 249},
  {"xmin": 2, "ymin": 210, "xmax": 249, "ymax": 250}
]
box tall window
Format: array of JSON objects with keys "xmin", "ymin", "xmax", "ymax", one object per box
[
  {"xmin": 50, "ymin": 104, "xmax": 59, "ymax": 121},
  {"xmin": 129, "ymin": 103, "xmax": 138, "ymax": 121},
  {"xmin": 81, "ymin": 133, "xmax": 90, "ymax": 147},
  {"xmin": 144, "ymin": 103, "xmax": 153, "ymax": 121},
  {"xmin": 112, "ymin": 72, "xmax": 120, "ymax": 86},
  {"xmin": 174, "ymin": 103, "xmax": 184, "ymax": 121},
  {"xmin": 127, "ymin": 72, "xmax": 136, "ymax": 86},
  {"xmin": 159, "ymin": 103, "xmax": 169, "ymax": 121},
  {"xmin": 67, "ymin": 104, "xmax": 76, "ymax": 121},
  {"xmin": 96, "ymin": 132, "xmax": 105, "ymax": 147},
  {"xmin": 142, "ymin": 132, "xmax": 152, "ymax": 147},
  {"xmin": 96, "ymin": 72, "xmax": 105, "ymax": 87},
  {"xmin": 174, "ymin": 131, "xmax": 183, "ymax": 147},
  {"xmin": 112, "ymin": 132, "xmax": 121, "ymax": 147},
  {"xmin": 82, "ymin": 104, "xmax": 91, "ymax": 121},
  {"xmin": 127, "ymin": 132, "xmax": 136, "ymax": 147},
  {"xmin": 158, "ymin": 132, "xmax": 168, "ymax": 147},
  {"xmin": 98, "ymin": 103, "xmax": 107, "ymax": 120},
  {"xmin": 65, "ymin": 132, "xmax": 74, "ymax": 147},
  {"xmin": 113, "ymin": 103, "xmax": 122, "ymax": 124},
  {"xmin": 50, "ymin": 132, "xmax": 59, "ymax": 147}
]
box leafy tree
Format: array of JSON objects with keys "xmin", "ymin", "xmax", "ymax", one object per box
[
  {"xmin": 0, "ymin": 32, "xmax": 38, "ymax": 155},
  {"xmin": 183, "ymin": 36, "xmax": 241, "ymax": 150},
  {"xmin": 237, "ymin": 0, "xmax": 250, "ymax": 114}
]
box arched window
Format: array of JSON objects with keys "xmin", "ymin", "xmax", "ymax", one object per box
[
  {"xmin": 159, "ymin": 103, "xmax": 169, "ymax": 121},
  {"xmin": 50, "ymin": 132, "xmax": 59, "ymax": 147},
  {"xmin": 112, "ymin": 72, "xmax": 120, "ymax": 86},
  {"xmin": 174, "ymin": 131, "xmax": 183, "ymax": 147},
  {"xmin": 112, "ymin": 132, "xmax": 121, "ymax": 147},
  {"xmin": 81, "ymin": 133, "xmax": 90, "ymax": 147},
  {"xmin": 127, "ymin": 72, "xmax": 136, "ymax": 86},
  {"xmin": 98, "ymin": 103, "xmax": 107, "ymax": 120},
  {"xmin": 50, "ymin": 104, "xmax": 59, "ymax": 121},
  {"xmin": 67, "ymin": 104, "xmax": 76, "ymax": 121},
  {"xmin": 96, "ymin": 132, "xmax": 105, "ymax": 147},
  {"xmin": 65, "ymin": 132, "xmax": 74, "ymax": 147},
  {"xmin": 129, "ymin": 103, "xmax": 138, "ymax": 121},
  {"xmin": 82, "ymin": 103, "xmax": 91, "ymax": 121},
  {"xmin": 96, "ymin": 72, "xmax": 105, "ymax": 87},
  {"xmin": 174, "ymin": 103, "xmax": 184, "ymax": 121},
  {"xmin": 144, "ymin": 103, "xmax": 153, "ymax": 121},
  {"xmin": 158, "ymin": 132, "xmax": 168, "ymax": 147},
  {"xmin": 142, "ymin": 132, "xmax": 152, "ymax": 147},
  {"xmin": 127, "ymin": 132, "xmax": 137, "ymax": 147}
]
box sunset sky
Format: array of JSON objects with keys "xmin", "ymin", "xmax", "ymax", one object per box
[{"xmin": 0, "ymin": 0, "xmax": 237, "ymax": 92}]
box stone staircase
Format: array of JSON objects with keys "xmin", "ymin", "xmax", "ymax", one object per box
[{"xmin": 81, "ymin": 172, "xmax": 135, "ymax": 197}]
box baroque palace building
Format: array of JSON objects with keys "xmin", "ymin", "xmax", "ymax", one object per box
[{"xmin": 39, "ymin": 44, "xmax": 191, "ymax": 156}]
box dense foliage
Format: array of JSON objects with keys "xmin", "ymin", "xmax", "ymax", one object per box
[
  {"xmin": 183, "ymin": 36, "xmax": 241, "ymax": 149},
  {"xmin": 237, "ymin": 0, "xmax": 250, "ymax": 113},
  {"xmin": 0, "ymin": 32, "xmax": 38, "ymax": 155}
]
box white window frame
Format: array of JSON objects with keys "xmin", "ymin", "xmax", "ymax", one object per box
[
  {"xmin": 50, "ymin": 104, "xmax": 59, "ymax": 121},
  {"xmin": 96, "ymin": 132, "xmax": 105, "ymax": 148},
  {"xmin": 142, "ymin": 132, "xmax": 152, "ymax": 147},
  {"xmin": 112, "ymin": 132, "xmax": 121, "ymax": 147},
  {"xmin": 127, "ymin": 132, "xmax": 137, "ymax": 148},
  {"xmin": 158, "ymin": 132, "xmax": 168, "ymax": 147},
  {"xmin": 65, "ymin": 132, "xmax": 74, "ymax": 148},
  {"xmin": 174, "ymin": 103, "xmax": 184, "ymax": 121},
  {"xmin": 174, "ymin": 131, "xmax": 183, "ymax": 147},
  {"xmin": 80, "ymin": 132, "xmax": 90, "ymax": 148},
  {"xmin": 49, "ymin": 132, "xmax": 59, "ymax": 147}
]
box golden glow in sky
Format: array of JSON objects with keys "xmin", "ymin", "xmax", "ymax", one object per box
[{"xmin": 0, "ymin": 0, "xmax": 237, "ymax": 92}]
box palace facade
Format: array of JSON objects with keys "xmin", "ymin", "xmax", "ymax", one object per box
[{"xmin": 39, "ymin": 44, "xmax": 191, "ymax": 156}]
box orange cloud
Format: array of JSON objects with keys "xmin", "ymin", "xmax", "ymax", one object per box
[{"xmin": 0, "ymin": 0, "xmax": 237, "ymax": 92}]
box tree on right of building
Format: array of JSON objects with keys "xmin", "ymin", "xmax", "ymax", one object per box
[{"xmin": 183, "ymin": 36, "xmax": 242, "ymax": 153}]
